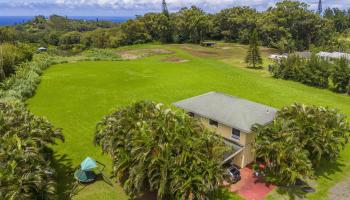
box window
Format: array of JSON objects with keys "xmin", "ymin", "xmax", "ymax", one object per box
[
  {"xmin": 232, "ymin": 128, "xmax": 240, "ymax": 140},
  {"xmin": 209, "ymin": 119, "xmax": 218, "ymax": 127},
  {"xmin": 188, "ymin": 112, "xmax": 195, "ymax": 117}
]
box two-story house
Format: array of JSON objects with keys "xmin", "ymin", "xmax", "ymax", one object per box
[{"xmin": 174, "ymin": 92, "xmax": 277, "ymax": 168}]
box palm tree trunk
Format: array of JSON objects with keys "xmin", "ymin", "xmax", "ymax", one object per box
[{"xmin": 189, "ymin": 192, "xmax": 193, "ymax": 200}]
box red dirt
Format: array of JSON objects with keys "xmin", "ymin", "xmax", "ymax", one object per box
[
  {"xmin": 161, "ymin": 57, "xmax": 189, "ymax": 63},
  {"xmin": 227, "ymin": 166, "xmax": 275, "ymax": 200}
]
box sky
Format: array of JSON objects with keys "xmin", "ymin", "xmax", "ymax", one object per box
[{"xmin": 0, "ymin": 0, "xmax": 349, "ymax": 16}]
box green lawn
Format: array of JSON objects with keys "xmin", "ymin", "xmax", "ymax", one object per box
[{"xmin": 27, "ymin": 44, "xmax": 350, "ymax": 200}]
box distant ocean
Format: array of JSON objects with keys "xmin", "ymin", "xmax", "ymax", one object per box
[{"xmin": 0, "ymin": 16, "xmax": 133, "ymax": 26}]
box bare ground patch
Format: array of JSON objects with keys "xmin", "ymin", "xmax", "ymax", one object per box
[
  {"xmin": 117, "ymin": 48, "xmax": 174, "ymax": 60},
  {"xmin": 161, "ymin": 57, "xmax": 189, "ymax": 63},
  {"xmin": 328, "ymin": 177, "xmax": 350, "ymax": 200},
  {"xmin": 176, "ymin": 43, "xmax": 278, "ymax": 60}
]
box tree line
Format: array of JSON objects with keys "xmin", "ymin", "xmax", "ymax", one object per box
[
  {"xmin": 0, "ymin": 0, "xmax": 348, "ymax": 53},
  {"xmin": 272, "ymin": 55, "xmax": 350, "ymax": 95}
]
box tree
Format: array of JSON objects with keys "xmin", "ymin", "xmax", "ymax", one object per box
[
  {"xmin": 120, "ymin": 19, "xmax": 152, "ymax": 45},
  {"xmin": 253, "ymin": 103, "xmax": 350, "ymax": 185},
  {"xmin": 258, "ymin": 0, "xmax": 333, "ymax": 50},
  {"xmin": 162, "ymin": 0, "xmax": 169, "ymax": 18},
  {"xmin": 253, "ymin": 120, "xmax": 313, "ymax": 185},
  {"xmin": 0, "ymin": 101, "xmax": 64, "ymax": 199},
  {"xmin": 94, "ymin": 101, "xmax": 227, "ymax": 199},
  {"xmin": 213, "ymin": 7, "xmax": 258, "ymax": 43},
  {"xmin": 173, "ymin": 6, "xmax": 210, "ymax": 43},
  {"xmin": 245, "ymin": 29, "xmax": 262, "ymax": 68},
  {"xmin": 140, "ymin": 13, "xmax": 172, "ymax": 43}
]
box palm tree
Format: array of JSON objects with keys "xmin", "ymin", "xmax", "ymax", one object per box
[
  {"xmin": 252, "ymin": 103, "xmax": 350, "ymax": 185},
  {"xmin": 94, "ymin": 101, "xmax": 227, "ymax": 199}
]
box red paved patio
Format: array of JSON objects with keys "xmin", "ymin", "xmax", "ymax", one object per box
[{"xmin": 226, "ymin": 166, "xmax": 275, "ymax": 200}]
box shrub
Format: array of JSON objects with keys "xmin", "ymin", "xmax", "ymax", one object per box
[
  {"xmin": 331, "ymin": 57, "xmax": 350, "ymax": 93},
  {"xmin": 272, "ymin": 54, "xmax": 332, "ymax": 89},
  {"xmin": 0, "ymin": 54, "xmax": 62, "ymax": 101},
  {"xmin": 0, "ymin": 43, "xmax": 34, "ymax": 81}
]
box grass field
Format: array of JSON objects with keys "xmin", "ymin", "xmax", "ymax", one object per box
[{"xmin": 27, "ymin": 43, "xmax": 350, "ymax": 200}]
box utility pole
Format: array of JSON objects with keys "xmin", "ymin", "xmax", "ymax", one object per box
[
  {"xmin": 0, "ymin": 47, "xmax": 5, "ymax": 81},
  {"xmin": 317, "ymin": 0, "xmax": 323, "ymax": 15},
  {"xmin": 162, "ymin": 0, "xmax": 169, "ymax": 17}
]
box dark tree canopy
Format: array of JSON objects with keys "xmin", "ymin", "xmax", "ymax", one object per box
[{"xmin": 0, "ymin": 0, "xmax": 343, "ymax": 52}]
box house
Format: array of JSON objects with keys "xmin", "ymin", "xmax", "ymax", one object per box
[
  {"xmin": 268, "ymin": 54, "xmax": 287, "ymax": 62},
  {"xmin": 316, "ymin": 51, "xmax": 350, "ymax": 61},
  {"xmin": 174, "ymin": 92, "xmax": 277, "ymax": 168}
]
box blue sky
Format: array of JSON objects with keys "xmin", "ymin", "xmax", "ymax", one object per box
[{"xmin": 0, "ymin": 0, "xmax": 349, "ymax": 16}]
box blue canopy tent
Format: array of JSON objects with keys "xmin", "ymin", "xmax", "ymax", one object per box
[
  {"xmin": 80, "ymin": 157, "xmax": 97, "ymax": 171},
  {"xmin": 74, "ymin": 157, "xmax": 105, "ymax": 184},
  {"xmin": 70, "ymin": 157, "xmax": 109, "ymax": 197}
]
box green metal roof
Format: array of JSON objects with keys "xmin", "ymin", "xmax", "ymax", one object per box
[{"xmin": 174, "ymin": 92, "xmax": 277, "ymax": 133}]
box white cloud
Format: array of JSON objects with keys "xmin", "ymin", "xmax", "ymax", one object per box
[{"xmin": 1, "ymin": 0, "xmax": 350, "ymax": 16}]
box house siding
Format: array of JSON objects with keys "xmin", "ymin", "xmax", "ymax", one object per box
[{"xmin": 194, "ymin": 114, "xmax": 255, "ymax": 168}]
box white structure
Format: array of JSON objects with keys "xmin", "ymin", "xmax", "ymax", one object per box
[
  {"xmin": 316, "ymin": 51, "xmax": 350, "ymax": 61},
  {"xmin": 269, "ymin": 54, "xmax": 287, "ymax": 62},
  {"xmin": 37, "ymin": 47, "xmax": 47, "ymax": 52}
]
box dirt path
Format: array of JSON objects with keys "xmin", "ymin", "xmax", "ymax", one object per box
[
  {"xmin": 117, "ymin": 48, "xmax": 173, "ymax": 60},
  {"xmin": 328, "ymin": 176, "xmax": 350, "ymax": 200}
]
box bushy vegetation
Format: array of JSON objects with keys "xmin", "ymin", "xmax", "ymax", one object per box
[
  {"xmin": 0, "ymin": 43, "xmax": 34, "ymax": 82},
  {"xmin": 272, "ymin": 55, "xmax": 350, "ymax": 95},
  {"xmin": 253, "ymin": 103, "xmax": 350, "ymax": 186},
  {"xmin": 0, "ymin": 54, "xmax": 65, "ymax": 101},
  {"xmin": 331, "ymin": 58, "xmax": 350, "ymax": 94},
  {"xmin": 0, "ymin": 100, "xmax": 64, "ymax": 200},
  {"xmin": 94, "ymin": 101, "xmax": 227, "ymax": 200}
]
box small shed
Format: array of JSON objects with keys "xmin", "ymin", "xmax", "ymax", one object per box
[
  {"xmin": 201, "ymin": 41, "xmax": 216, "ymax": 47},
  {"xmin": 37, "ymin": 47, "xmax": 47, "ymax": 52}
]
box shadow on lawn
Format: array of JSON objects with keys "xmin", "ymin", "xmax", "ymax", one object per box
[
  {"xmin": 275, "ymin": 158, "xmax": 345, "ymax": 200},
  {"xmin": 314, "ymin": 157, "xmax": 345, "ymax": 180},
  {"xmin": 52, "ymin": 153, "xmax": 75, "ymax": 200}
]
